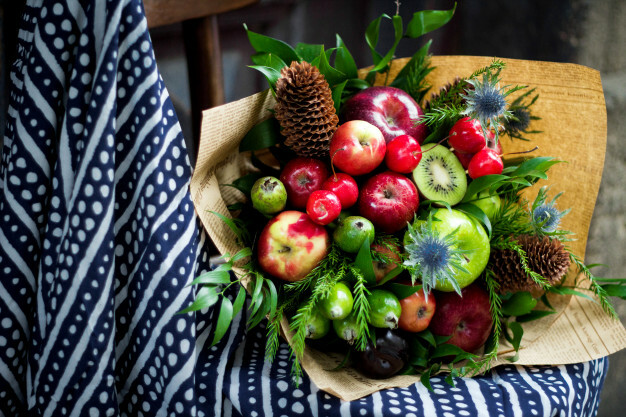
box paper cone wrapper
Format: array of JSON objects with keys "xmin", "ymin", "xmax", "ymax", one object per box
[{"xmin": 191, "ymin": 56, "xmax": 626, "ymax": 401}]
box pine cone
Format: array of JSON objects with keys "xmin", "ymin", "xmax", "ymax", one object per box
[
  {"xmin": 274, "ymin": 61, "xmax": 339, "ymax": 158},
  {"xmin": 490, "ymin": 235, "xmax": 571, "ymax": 294}
]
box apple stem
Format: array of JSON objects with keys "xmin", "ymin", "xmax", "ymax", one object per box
[
  {"xmin": 501, "ymin": 145, "xmax": 539, "ymax": 157},
  {"xmin": 330, "ymin": 147, "xmax": 344, "ymax": 179}
]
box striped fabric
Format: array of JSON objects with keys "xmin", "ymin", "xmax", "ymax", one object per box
[{"xmin": 0, "ymin": 1, "xmax": 608, "ymax": 416}]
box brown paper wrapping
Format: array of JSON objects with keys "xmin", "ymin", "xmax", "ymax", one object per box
[{"xmin": 191, "ymin": 56, "xmax": 626, "ymax": 401}]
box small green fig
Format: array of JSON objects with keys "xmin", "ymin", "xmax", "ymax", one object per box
[
  {"xmin": 319, "ymin": 281, "xmax": 354, "ymax": 320},
  {"xmin": 367, "ymin": 289, "xmax": 401, "ymax": 329},
  {"xmin": 332, "ymin": 311, "xmax": 359, "ymax": 344},
  {"xmin": 333, "ymin": 216, "xmax": 375, "ymax": 253},
  {"xmin": 304, "ymin": 308, "xmax": 330, "ymax": 339},
  {"xmin": 250, "ymin": 176, "xmax": 287, "ymax": 215}
]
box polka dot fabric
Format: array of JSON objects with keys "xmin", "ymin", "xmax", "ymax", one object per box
[{"xmin": 0, "ymin": 1, "xmax": 609, "ymax": 416}]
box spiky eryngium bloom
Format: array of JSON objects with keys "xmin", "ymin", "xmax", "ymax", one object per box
[
  {"xmin": 403, "ymin": 217, "xmax": 469, "ymax": 298},
  {"xmin": 503, "ymin": 87, "xmax": 540, "ymax": 141},
  {"xmin": 461, "ymin": 65, "xmax": 524, "ymax": 142},
  {"xmin": 530, "ymin": 187, "xmax": 570, "ymax": 235}
]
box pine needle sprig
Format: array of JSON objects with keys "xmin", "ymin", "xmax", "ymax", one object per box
[
  {"xmin": 569, "ymin": 252, "xmax": 618, "ymax": 319},
  {"xmin": 265, "ymin": 307, "xmax": 284, "ymax": 362},
  {"xmin": 490, "ymin": 237, "xmax": 550, "ymax": 289},
  {"xmin": 349, "ymin": 265, "xmax": 372, "ymax": 351}
]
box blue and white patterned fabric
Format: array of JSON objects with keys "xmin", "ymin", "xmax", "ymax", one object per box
[{"xmin": 0, "ymin": 1, "xmax": 608, "ymax": 416}]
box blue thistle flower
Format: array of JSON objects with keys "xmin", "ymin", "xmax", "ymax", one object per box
[
  {"xmin": 461, "ymin": 62, "xmax": 523, "ymax": 141},
  {"xmin": 403, "ymin": 216, "xmax": 469, "ymax": 297},
  {"xmin": 530, "ymin": 187, "xmax": 570, "ymax": 235}
]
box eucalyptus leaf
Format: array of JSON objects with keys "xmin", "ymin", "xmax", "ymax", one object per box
[
  {"xmin": 245, "ymin": 24, "xmax": 300, "ymax": 64},
  {"xmin": 354, "ymin": 237, "xmax": 377, "ymax": 286},
  {"xmin": 239, "ymin": 117, "xmax": 281, "ymax": 152},
  {"xmin": 501, "ymin": 291, "xmax": 537, "ymax": 316},
  {"xmin": 211, "ymin": 297, "xmax": 234, "ymax": 346},
  {"xmin": 405, "ymin": 4, "xmax": 457, "ymax": 38}
]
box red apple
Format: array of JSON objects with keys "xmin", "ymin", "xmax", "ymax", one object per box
[
  {"xmin": 358, "ymin": 171, "xmax": 419, "ymax": 233},
  {"xmin": 322, "ymin": 173, "xmax": 359, "ymax": 209},
  {"xmin": 371, "ymin": 241, "xmax": 401, "ymax": 282},
  {"xmin": 329, "ymin": 120, "xmax": 386, "ymax": 176},
  {"xmin": 428, "ymin": 283, "xmax": 493, "ymax": 353},
  {"xmin": 257, "ymin": 211, "xmax": 330, "ymax": 282},
  {"xmin": 398, "ymin": 288, "xmax": 436, "ymax": 333},
  {"xmin": 306, "ymin": 190, "xmax": 342, "ymax": 226},
  {"xmin": 342, "ymin": 86, "xmax": 427, "ymax": 144},
  {"xmin": 279, "ymin": 157, "xmax": 329, "ymax": 209},
  {"xmin": 385, "ymin": 134, "xmax": 422, "ymax": 173}
]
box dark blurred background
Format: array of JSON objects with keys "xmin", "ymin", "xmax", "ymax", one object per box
[{"xmin": 1, "ymin": 0, "xmax": 624, "ymax": 415}]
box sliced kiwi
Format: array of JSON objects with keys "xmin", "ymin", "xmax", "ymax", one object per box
[{"xmin": 412, "ymin": 144, "xmax": 467, "ymax": 206}]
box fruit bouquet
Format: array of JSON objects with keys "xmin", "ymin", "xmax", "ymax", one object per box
[{"xmin": 187, "ymin": 4, "xmax": 626, "ymax": 400}]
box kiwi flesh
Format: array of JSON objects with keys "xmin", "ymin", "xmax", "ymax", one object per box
[{"xmin": 412, "ymin": 144, "xmax": 467, "ymax": 205}]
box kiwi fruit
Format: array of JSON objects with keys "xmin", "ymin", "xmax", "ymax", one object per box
[{"xmin": 412, "ymin": 144, "xmax": 467, "ymax": 205}]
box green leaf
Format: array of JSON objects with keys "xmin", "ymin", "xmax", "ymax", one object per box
[
  {"xmin": 376, "ymin": 265, "xmax": 403, "ymax": 286},
  {"xmin": 501, "ymin": 291, "xmax": 538, "ymax": 316},
  {"xmin": 231, "ymin": 247, "xmax": 253, "ymax": 263},
  {"xmin": 251, "ymin": 52, "xmax": 287, "ymax": 72},
  {"xmin": 178, "ymin": 286, "xmax": 219, "ymax": 314},
  {"xmin": 239, "ymin": 118, "xmax": 281, "ymax": 152},
  {"xmin": 248, "ymin": 65, "xmax": 282, "ymax": 90},
  {"xmin": 506, "ymin": 321, "xmax": 524, "ymax": 362},
  {"xmin": 456, "ymin": 202, "xmax": 492, "ymax": 238},
  {"xmin": 223, "ymin": 172, "xmax": 262, "ymax": 197},
  {"xmin": 354, "ymin": 237, "xmax": 377, "ymax": 286},
  {"xmin": 266, "ymin": 279, "xmax": 279, "ymax": 319},
  {"xmin": 365, "ymin": 14, "xmax": 387, "ymax": 67},
  {"xmin": 404, "ymin": 4, "xmax": 457, "ymax": 38},
  {"xmin": 417, "ymin": 329, "xmax": 437, "ymax": 347},
  {"xmin": 431, "ymin": 343, "xmax": 466, "ymax": 359},
  {"xmin": 510, "ymin": 157, "xmax": 559, "ymax": 178},
  {"xmin": 369, "ymin": 14, "xmax": 404, "ymax": 73},
  {"xmin": 515, "ymin": 309, "xmax": 556, "ymax": 323},
  {"xmin": 211, "ymin": 297, "xmax": 234, "ymax": 346},
  {"xmin": 332, "ymin": 80, "xmax": 348, "ymax": 113},
  {"xmin": 334, "ymin": 35, "xmax": 358, "ymax": 78},
  {"xmin": 245, "ymin": 24, "xmax": 300, "ymax": 64},
  {"xmin": 462, "ymin": 175, "xmax": 508, "ymax": 203},
  {"xmin": 390, "ymin": 40, "xmax": 432, "ymax": 88},
  {"xmin": 549, "ymin": 286, "xmax": 597, "ymax": 303},
  {"xmin": 187, "ymin": 270, "xmax": 232, "ymax": 287},
  {"xmin": 599, "ymin": 284, "xmax": 626, "ymax": 298},
  {"xmin": 315, "ymin": 47, "xmax": 347, "ymax": 87},
  {"xmin": 345, "ymin": 78, "xmax": 371, "ymax": 91},
  {"xmin": 295, "ymin": 42, "xmax": 324, "ymax": 62},
  {"xmin": 232, "ymin": 285, "xmax": 247, "ymax": 318},
  {"xmin": 387, "ymin": 282, "xmax": 423, "ymax": 300}
]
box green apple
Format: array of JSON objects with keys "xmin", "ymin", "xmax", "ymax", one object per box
[
  {"xmin": 466, "ymin": 190, "xmax": 501, "ymax": 221},
  {"xmin": 333, "ymin": 216, "xmax": 375, "ymax": 253},
  {"xmin": 250, "ymin": 176, "xmax": 287, "ymax": 215},
  {"xmin": 430, "ymin": 208, "xmax": 490, "ymax": 291}
]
